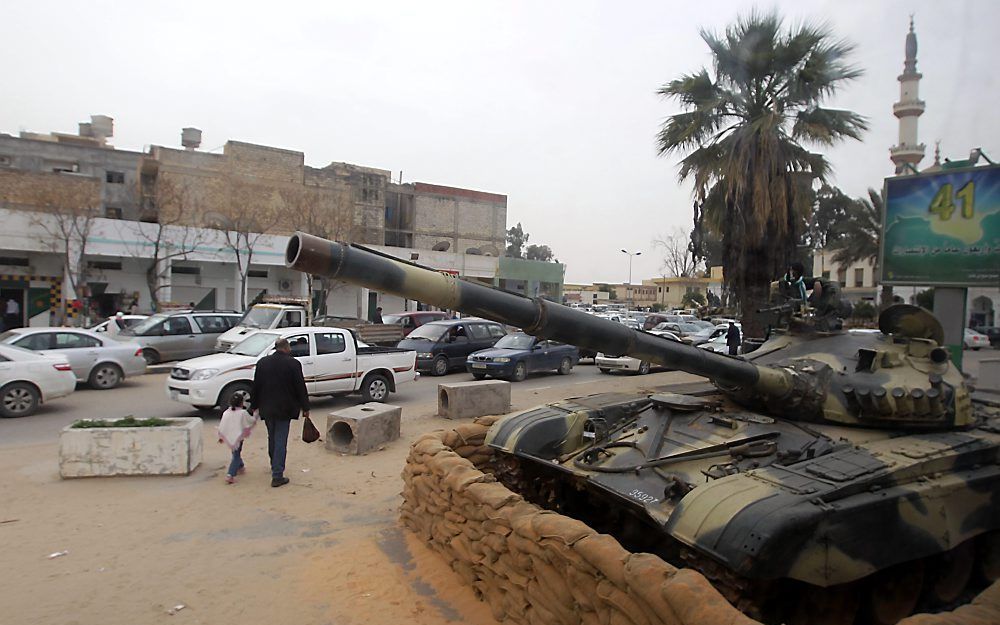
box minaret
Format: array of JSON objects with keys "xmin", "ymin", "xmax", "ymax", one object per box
[{"xmin": 890, "ymin": 17, "xmax": 926, "ymax": 174}]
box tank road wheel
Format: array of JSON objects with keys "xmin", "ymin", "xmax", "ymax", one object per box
[
  {"xmin": 431, "ymin": 356, "xmax": 449, "ymax": 377},
  {"xmin": 976, "ymin": 531, "xmax": 1000, "ymax": 583},
  {"xmin": 926, "ymin": 540, "xmax": 975, "ymax": 606},
  {"xmin": 863, "ymin": 560, "xmax": 924, "ymax": 625},
  {"xmin": 510, "ymin": 362, "xmax": 527, "ymax": 382},
  {"xmin": 786, "ymin": 583, "xmax": 859, "ymax": 625},
  {"xmin": 557, "ymin": 357, "xmax": 572, "ymax": 375},
  {"xmin": 636, "ymin": 361, "xmax": 651, "ymax": 375}
]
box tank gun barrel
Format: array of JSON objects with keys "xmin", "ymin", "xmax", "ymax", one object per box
[{"xmin": 286, "ymin": 233, "xmax": 794, "ymax": 395}]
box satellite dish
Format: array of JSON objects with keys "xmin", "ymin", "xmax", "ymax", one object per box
[
  {"xmin": 432, "ymin": 241, "xmax": 451, "ymax": 252},
  {"xmin": 878, "ymin": 304, "xmax": 945, "ymax": 345}
]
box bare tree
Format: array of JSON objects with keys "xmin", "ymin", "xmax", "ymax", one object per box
[
  {"xmin": 25, "ymin": 176, "xmax": 101, "ymax": 324},
  {"xmin": 118, "ymin": 177, "xmax": 209, "ymax": 312},
  {"xmin": 652, "ymin": 227, "xmax": 701, "ymax": 278},
  {"xmin": 280, "ymin": 184, "xmax": 355, "ymax": 315}
]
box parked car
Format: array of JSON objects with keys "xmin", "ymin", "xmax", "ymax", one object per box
[
  {"xmin": 964, "ymin": 328, "xmax": 990, "ymax": 350},
  {"xmin": 397, "ymin": 318, "xmax": 507, "ymax": 376},
  {"xmin": 0, "ymin": 344, "xmax": 76, "ymax": 417},
  {"xmin": 699, "ymin": 334, "xmax": 744, "ymax": 355},
  {"xmin": 167, "ymin": 326, "xmax": 418, "ymax": 409},
  {"xmin": 90, "ymin": 314, "xmax": 148, "ymax": 335},
  {"xmin": 381, "ymin": 311, "xmax": 450, "ymax": 336},
  {"xmin": 0, "ymin": 327, "xmax": 146, "ymax": 389},
  {"xmin": 466, "ymin": 333, "xmax": 579, "ymax": 382},
  {"xmin": 118, "ymin": 310, "xmax": 242, "ymax": 364},
  {"xmin": 651, "ymin": 321, "xmax": 703, "ymax": 340},
  {"xmin": 974, "ymin": 326, "xmax": 1000, "ymax": 348},
  {"xmin": 596, "ymin": 331, "xmax": 682, "ymax": 374}
]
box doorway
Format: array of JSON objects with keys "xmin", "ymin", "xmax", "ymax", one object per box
[{"xmin": 0, "ymin": 287, "xmax": 26, "ymax": 330}]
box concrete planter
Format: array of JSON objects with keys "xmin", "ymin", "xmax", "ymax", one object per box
[{"xmin": 59, "ymin": 418, "xmax": 203, "ymax": 478}]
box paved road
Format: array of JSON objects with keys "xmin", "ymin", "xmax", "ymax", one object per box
[
  {"xmin": 3, "ymin": 348, "xmax": 995, "ymax": 448},
  {"xmin": 0, "ymin": 360, "xmax": 623, "ymax": 447}
]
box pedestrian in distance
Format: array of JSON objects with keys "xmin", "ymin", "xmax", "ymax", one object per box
[
  {"xmin": 726, "ymin": 322, "xmax": 741, "ymax": 356},
  {"xmin": 4, "ymin": 297, "xmax": 20, "ymax": 330},
  {"xmin": 217, "ymin": 393, "xmax": 256, "ymax": 485},
  {"xmin": 250, "ymin": 338, "xmax": 309, "ymax": 488},
  {"xmin": 372, "ymin": 306, "xmax": 383, "ymax": 324}
]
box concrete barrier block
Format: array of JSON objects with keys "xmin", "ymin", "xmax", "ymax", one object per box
[
  {"xmin": 59, "ymin": 418, "xmax": 203, "ymax": 478},
  {"xmin": 325, "ymin": 403, "xmax": 401, "ymax": 455},
  {"xmin": 437, "ymin": 380, "xmax": 511, "ymax": 419}
]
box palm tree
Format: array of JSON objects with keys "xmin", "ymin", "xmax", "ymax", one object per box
[
  {"xmin": 831, "ymin": 188, "xmax": 893, "ymax": 309},
  {"xmin": 657, "ymin": 11, "xmax": 867, "ymax": 335}
]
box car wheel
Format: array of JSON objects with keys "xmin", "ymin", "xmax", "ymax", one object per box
[
  {"xmin": 973, "ymin": 346, "xmax": 982, "ymax": 351},
  {"xmin": 0, "ymin": 382, "xmax": 39, "ymax": 418},
  {"xmin": 219, "ymin": 382, "xmax": 252, "ymax": 410},
  {"xmin": 89, "ymin": 363, "xmax": 123, "ymax": 390},
  {"xmin": 557, "ymin": 357, "xmax": 572, "ymax": 375},
  {"xmin": 142, "ymin": 348, "xmax": 160, "ymax": 366},
  {"xmin": 599, "ymin": 368, "xmax": 611, "ymax": 374},
  {"xmin": 361, "ymin": 373, "xmax": 390, "ymax": 402},
  {"xmin": 431, "ymin": 356, "xmax": 449, "ymax": 377},
  {"xmin": 510, "ymin": 362, "xmax": 527, "ymax": 382},
  {"xmin": 637, "ymin": 361, "xmax": 651, "ymax": 375},
  {"xmin": 472, "ymin": 373, "xmax": 486, "ymax": 380}
]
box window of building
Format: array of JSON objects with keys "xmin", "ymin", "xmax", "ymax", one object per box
[
  {"xmin": 854, "ymin": 268, "xmax": 865, "ymax": 287},
  {"xmin": 171, "ymin": 265, "xmax": 201, "ymax": 275},
  {"xmin": 88, "ymin": 260, "xmax": 122, "ymax": 271},
  {"xmin": 105, "ymin": 206, "xmax": 123, "ymax": 219},
  {"xmin": 822, "ymin": 270, "xmax": 831, "ymax": 280},
  {"xmin": 247, "ymin": 269, "xmax": 269, "ymax": 279},
  {"xmin": 105, "ymin": 171, "xmax": 125, "ymax": 184},
  {"xmin": 837, "ymin": 268, "xmax": 847, "ymax": 287},
  {"xmin": 0, "ymin": 155, "xmax": 11, "ymax": 167},
  {"xmin": 51, "ymin": 163, "xmax": 79, "ymax": 174},
  {"xmin": 0, "ymin": 256, "xmax": 29, "ymax": 267}
]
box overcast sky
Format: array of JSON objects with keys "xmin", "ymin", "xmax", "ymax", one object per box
[{"xmin": 3, "ymin": 1, "xmax": 998, "ymax": 283}]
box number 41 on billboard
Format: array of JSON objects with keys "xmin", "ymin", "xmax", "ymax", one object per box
[{"xmin": 929, "ymin": 182, "xmax": 974, "ymax": 220}]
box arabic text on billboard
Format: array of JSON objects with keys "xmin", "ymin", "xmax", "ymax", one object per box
[{"xmin": 882, "ymin": 164, "xmax": 1000, "ymax": 286}]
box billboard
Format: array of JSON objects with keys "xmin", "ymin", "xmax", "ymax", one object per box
[{"xmin": 881, "ymin": 164, "xmax": 1000, "ymax": 286}]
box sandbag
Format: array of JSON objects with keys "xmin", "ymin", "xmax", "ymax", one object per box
[
  {"xmin": 596, "ymin": 579, "xmax": 653, "ymax": 625},
  {"xmin": 623, "ymin": 554, "xmax": 681, "ymax": 623},
  {"xmin": 467, "ymin": 482, "xmax": 523, "ymax": 510},
  {"xmin": 899, "ymin": 580, "xmax": 1000, "ymax": 625},
  {"xmin": 573, "ymin": 534, "xmax": 630, "ymax": 589},
  {"xmin": 660, "ymin": 568, "xmax": 758, "ymax": 625}
]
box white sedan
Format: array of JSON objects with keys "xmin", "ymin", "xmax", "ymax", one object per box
[
  {"xmin": 965, "ymin": 328, "xmax": 990, "ymax": 350},
  {"xmin": 0, "ymin": 327, "xmax": 146, "ymax": 389},
  {"xmin": 596, "ymin": 331, "xmax": 682, "ymax": 375},
  {"xmin": 0, "ymin": 344, "xmax": 76, "ymax": 418}
]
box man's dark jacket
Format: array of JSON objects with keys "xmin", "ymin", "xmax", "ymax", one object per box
[
  {"xmin": 250, "ymin": 351, "xmax": 309, "ymax": 421},
  {"xmin": 726, "ymin": 325, "xmax": 741, "ymax": 347}
]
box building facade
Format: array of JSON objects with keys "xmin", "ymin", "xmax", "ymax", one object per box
[
  {"xmin": 812, "ymin": 250, "xmax": 878, "ymax": 303},
  {"xmin": 0, "ymin": 115, "xmax": 560, "ymax": 325}
]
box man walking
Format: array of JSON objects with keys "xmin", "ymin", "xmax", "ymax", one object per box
[
  {"xmin": 725, "ymin": 322, "xmax": 741, "ymax": 356},
  {"xmin": 4, "ymin": 297, "xmax": 20, "ymax": 330},
  {"xmin": 250, "ymin": 338, "xmax": 309, "ymax": 487}
]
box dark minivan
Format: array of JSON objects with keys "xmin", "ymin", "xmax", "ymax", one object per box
[{"xmin": 397, "ymin": 318, "xmax": 507, "ymax": 376}]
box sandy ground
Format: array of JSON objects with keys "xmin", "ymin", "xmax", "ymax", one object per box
[{"xmin": 0, "ymin": 370, "xmax": 698, "ymax": 625}]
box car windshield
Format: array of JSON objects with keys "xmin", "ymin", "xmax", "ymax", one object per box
[
  {"xmin": 405, "ymin": 323, "xmax": 447, "ymax": 341},
  {"xmin": 229, "ymin": 332, "xmax": 279, "ymax": 356},
  {"xmin": 692, "ymin": 327, "xmax": 716, "ymax": 337},
  {"xmin": 239, "ymin": 307, "xmax": 282, "ymax": 329},
  {"xmin": 494, "ymin": 334, "xmax": 535, "ymax": 350},
  {"xmin": 676, "ymin": 323, "xmax": 702, "ymax": 333},
  {"xmin": 0, "ymin": 330, "xmax": 19, "ymax": 343},
  {"xmin": 124, "ymin": 314, "xmax": 169, "ymax": 336},
  {"xmin": 382, "ymin": 314, "xmax": 404, "ymax": 325},
  {"xmin": 691, "ymin": 320, "xmax": 714, "ymax": 330}
]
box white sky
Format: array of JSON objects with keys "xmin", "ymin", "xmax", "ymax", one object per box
[{"xmin": 2, "ymin": 1, "xmax": 998, "ymax": 283}]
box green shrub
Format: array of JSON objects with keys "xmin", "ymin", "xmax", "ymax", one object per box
[{"xmin": 71, "ymin": 416, "xmax": 173, "ymax": 429}]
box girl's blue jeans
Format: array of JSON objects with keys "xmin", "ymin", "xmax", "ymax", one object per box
[{"xmin": 227, "ymin": 441, "xmax": 244, "ymax": 477}]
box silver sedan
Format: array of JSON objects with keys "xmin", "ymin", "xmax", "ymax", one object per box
[{"xmin": 0, "ymin": 327, "xmax": 146, "ymax": 389}]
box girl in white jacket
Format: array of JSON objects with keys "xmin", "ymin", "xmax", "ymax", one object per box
[{"xmin": 217, "ymin": 394, "xmax": 256, "ymax": 484}]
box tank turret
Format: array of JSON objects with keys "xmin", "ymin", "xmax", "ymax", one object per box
[{"xmin": 285, "ymin": 232, "xmax": 971, "ymax": 429}]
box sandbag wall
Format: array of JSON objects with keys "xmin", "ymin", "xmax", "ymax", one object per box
[
  {"xmin": 400, "ymin": 416, "xmax": 1000, "ymax": 625},
  {"xmin": 401, "ymin": 415, "xmax": 759, "ymax": 625}
]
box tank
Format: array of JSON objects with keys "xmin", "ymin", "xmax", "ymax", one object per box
[{"xmin": 286, "ymin": 233, "xmax": 1000, "ymax": 625}]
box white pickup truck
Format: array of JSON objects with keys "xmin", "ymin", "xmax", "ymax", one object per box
[{"xmin": 166, "ymin": 326, "xmax": 417, "ymax": 410}]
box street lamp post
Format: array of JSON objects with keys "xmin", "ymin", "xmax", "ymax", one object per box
[{"xmin": 621, "ymin": 249, "xmax": 641, "ymax": 311}]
